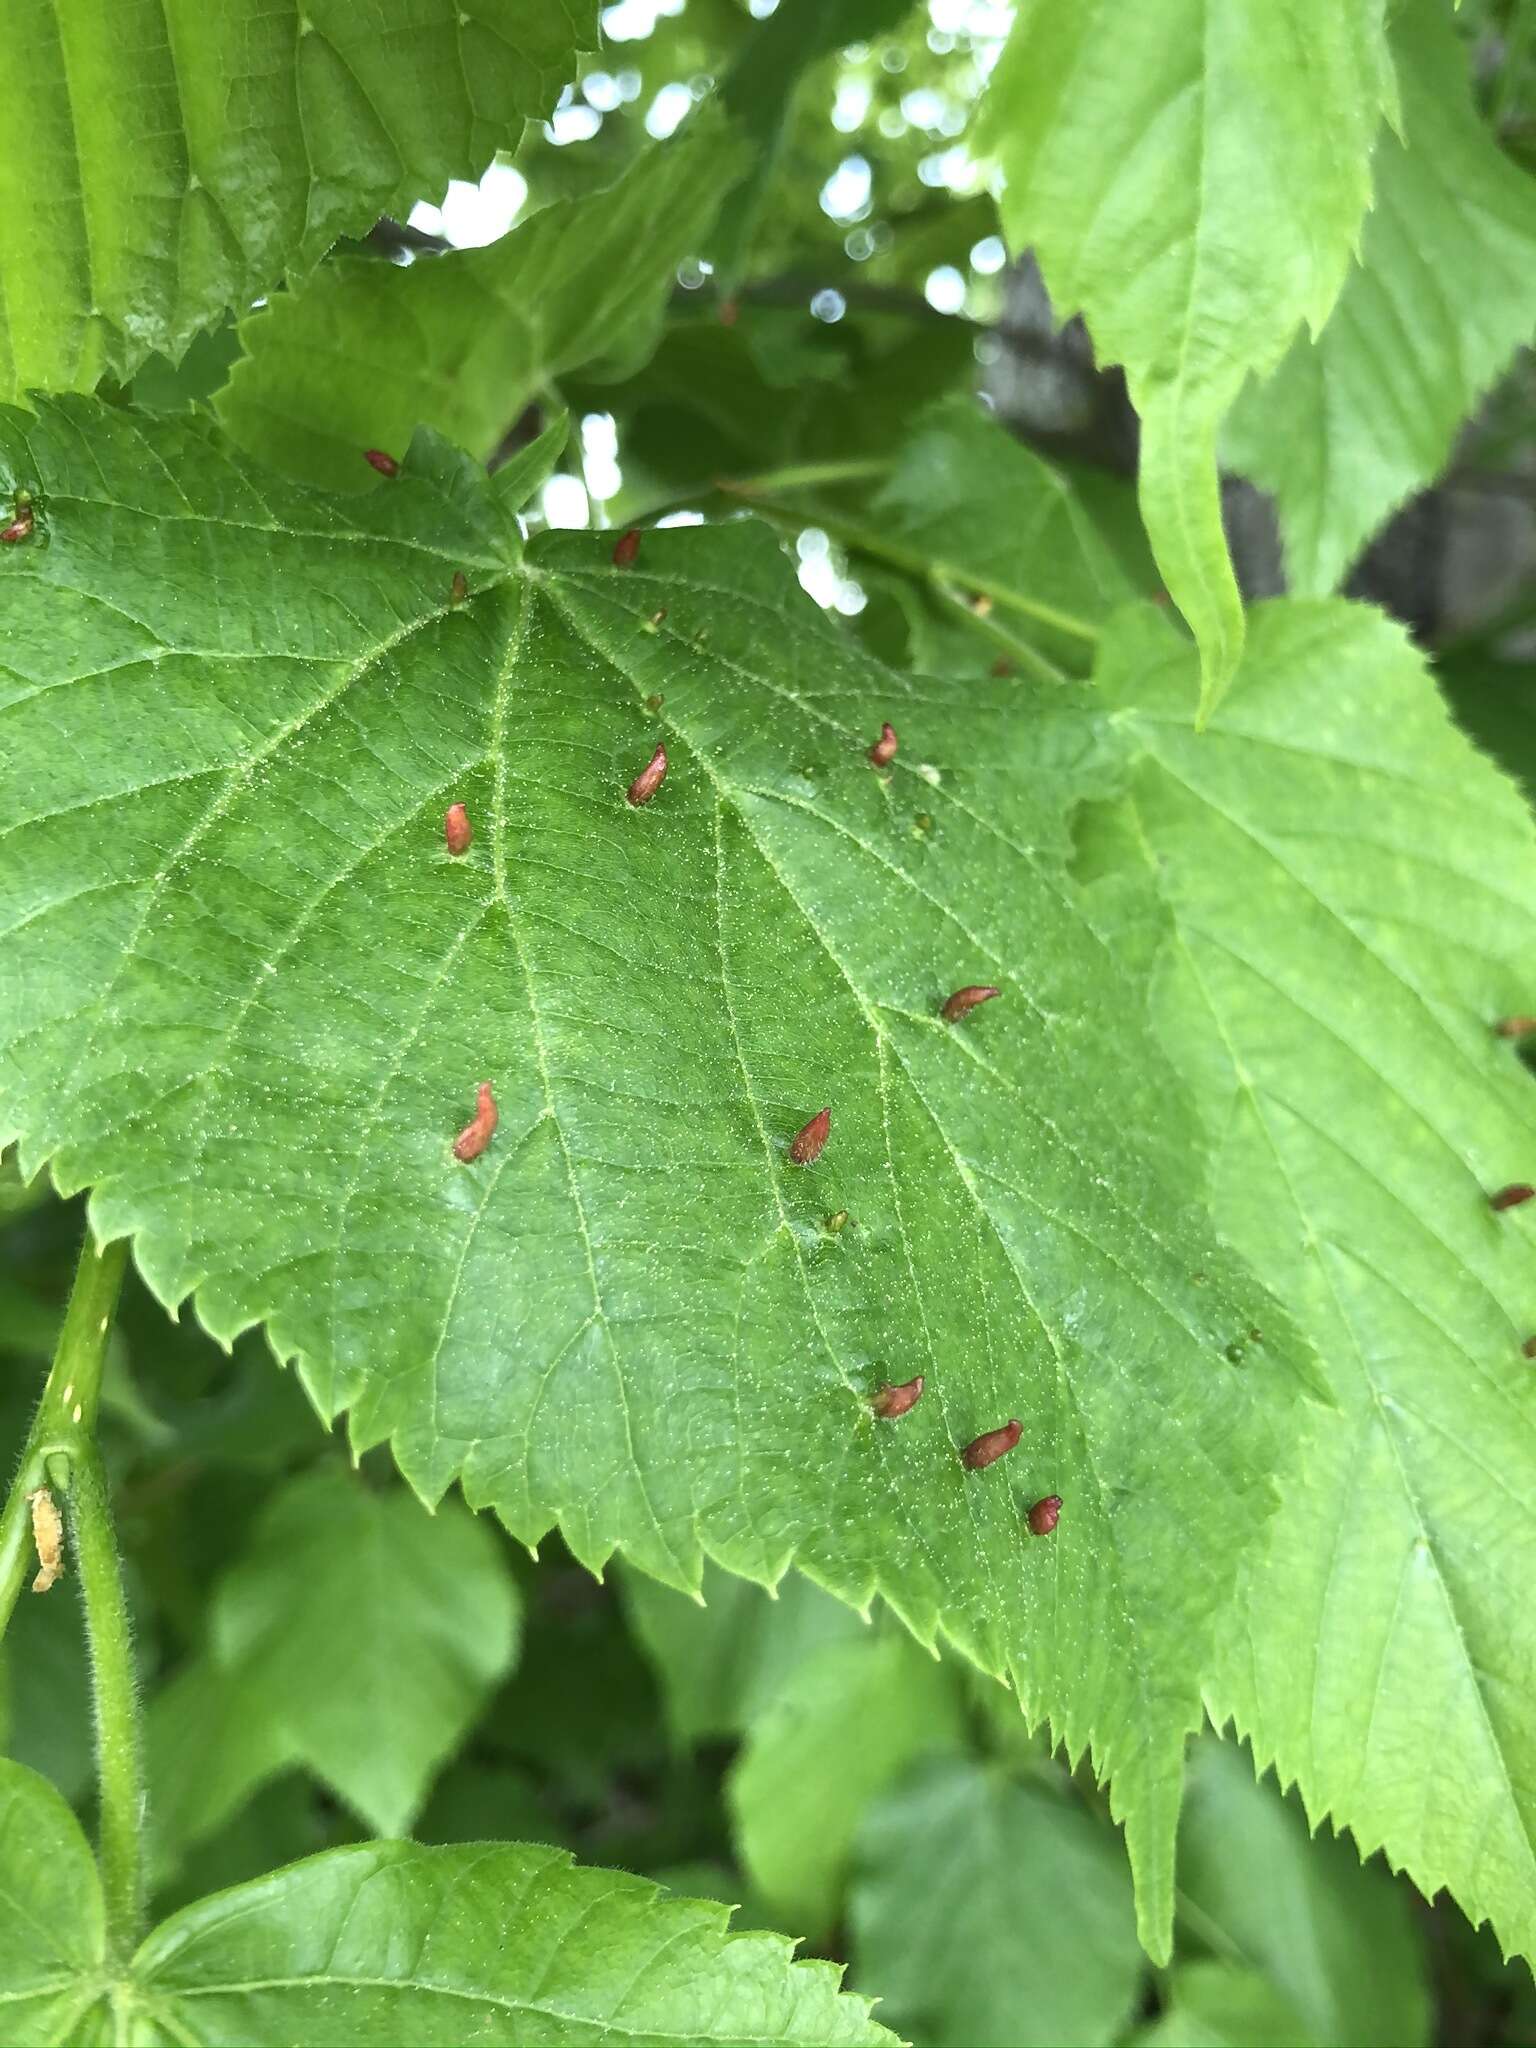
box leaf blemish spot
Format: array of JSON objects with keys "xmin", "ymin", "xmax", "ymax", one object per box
[
  {"xmin": 942, "ymin": 984, "xmax": 1000, "ymax": 1023},
  {"xmin": 868, "ymin": 722, "xmax": 899, "ymax": 768},
  {"xmin": 789, "ymin": 1107, "xmax": 831, "ymax": 1164},
  {"xmin": 823, "ymin": 1210, "xmax": 849, "ymax": 1234},
  {"xmin": 444, "ymin": 803, "xmax": 472, "ymax": 856},
  {"xmin": 627, "ymin": 745, "xmax": 668, "ymax": 806},
  {"xmin": 1490, "ymin": 1183, "xmax": 1535, "ymax": 1212},
  {"xmin": 1495, "ymin": 1016, "xmax": 1536, "ymax": 1039},
  {"xmin": 1522, "ymin": 1336, "xmax": 1536, "ymax": 1359},
  {"xmin": 962, "ymin": 1419, "xmax": 1022, "ymax": 1470},
  {"xmin": 363, "ymin": 448, "xmax": 399, "ymax": 478},
  {"xmin": 642, "ymin": 607, "xmax": 668, "ymax": 633},
  {"xmin": 1028, "ymin": 1494, "xmax": 1062, "ymax": 1535},
  {"xmin": 450, "ymin": 571, "xmax": 469, "ymax": 605},
  {"xmin": 871, "ymin": 1375, "xmax": 924, "ymax": 1419},
  {"xmin": 645, "ymin": 692, "xmax": 665, "ymax": 711},
  {"xmin": 453, "ymin": 1082, "xmax": 499, "ymax": 1163},
  {"xmin": 612, "ymin": 527, "xmax": 642, "ymax": 568}
]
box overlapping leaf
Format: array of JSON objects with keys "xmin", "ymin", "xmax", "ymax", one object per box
[
  {"xmin": 0, "ymin": 1760, "xmax": 890, "ymax": 2047},
  {"xmin": 1226, "ymin": 0, "xmax": 1536, "ymax": 594},
  {"xmin": 1070, "ymin": 599, "xmax": 1536, "ymax": 1962},
  {"xmin": 0, "ymin": 1, "xmax": 592, "ymax": 404},
  {"xmin": 218, "ymin": 123, "xmax": 738, "ymax": 490},
  {"xmin": 0, "ymin": 398, "xmax": 1305, "ymax": 1954},
  {"xmin": 980, "ymin": 0, "xmax": 1394, "ymax": 714}
]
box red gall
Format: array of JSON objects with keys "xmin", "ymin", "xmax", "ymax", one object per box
[
  {"xmin": 789, "ymin": 1107, "xmax": 831, "ymax": 1164},
  {"xmin": 450, "ymin": 571, "xmax": 469, "ymax": 605},
  {"xmin": 1494, "ymin": 1016, "xmax": 1536, "ymax": 1038},
  {"xmin": 453, "ymin": 1082, "xmax": 499, "ymax": 1162},
  {"xmin": 627, "ymin": 746, "xmax": 668, "ymax": 806},
  {"xmin": 871, "ymin": 1375, "xmax": 924, "ymax": 1419},
  {"xmin": 962, "ymin": 1419, "xmax": 1021, "ymax": 1471},
  {"xmin": 612, "ymin": 527, "xmax": 642, "ymax": 567},
  {"xmin": 942, "ymin": 985, "xmax": 1000, "ymax": 1024},
  {"xmin": 363, "ymin": 448, "xmax": 399, "ymax": 477},
  {"xmin": 444, "ymin": 804, "xmax": 472, "ymax": 856},
  {"xmin": 1027, "ymin": 1494, "xmax": 1061, "ymax": 1536},
  {"xmin": 868, "ymin": 722, "xmax": 898, "ymax": 768},
  {"xmin": 1, "ymin": 503, "xmax": 34, "ymax": 544},
  {"xmin": 1490, "ymin": 1183, "xmax": 1535, "ymax": 1211}
]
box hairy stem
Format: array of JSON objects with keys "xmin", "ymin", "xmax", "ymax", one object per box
[{"xmin": 70, "ymin": 1442, "xmax": 145, "ymax": 1956}]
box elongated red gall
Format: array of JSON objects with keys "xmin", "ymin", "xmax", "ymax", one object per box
[
  {"xmin": 450, "ymin": 571, "xmax": 469, "ymax": 605},
  {"xmin": 868, "ymin": 722, "xmax": 898, "ymax": 768},
  {"xmin": 962, "ymin": 1419, "xmax": 1021, "ymax": 1471},
  {"xmin": 613, "ymin": 527, "xmax": 641, "ymax": 568},
  {"xmin": 789, "ymin": 1107, "xmax": 831, "ymax": 1164},
  {"xmin": 364, "ymin": 448, "xmax": 399, "ymax": 477},
  {"xmin": 1490, "ymin": 1183, "xmax": 1535, "ymax": 1211},
  {"xmin": 872, "ymin": 1375, "xmax": 924, "ymax": 1419},
  {"xmin": 444, "ymin": 803, "xmax": 472, "ymax": 856},
  {"xmin": 1, "ymin": 503, "xmax": 34, "ymax": 544},
  {"xmin": 942, "ymin": 985, "xmax": 1000, "ymax": 1023},
  {"xmin": 453, "ymin": 1082, "xmax": 498, "ymax": 1162},
  {"xmin": 627, "ymin": 746, "xmax": 668, "ymax": 806},
  {"xmin": 1523, "ymin": 1336, "xmax": 1536, "ymax": 1359},
  {"xmin": 1495, "ymin": 1016, "xmax": 1536, "ymax": 1038},
  {"xmin": 1028, "ymin": 1494, "xmax": 1061, "ymax": 1535}
]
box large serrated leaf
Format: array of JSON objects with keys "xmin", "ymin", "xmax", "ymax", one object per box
[
  {"xmin": 0, "ymin": 1, "xmax": 593, "ymax": 404},
  {"xmin": 979, "ymin": 0, "xmax": 1394, "ymax": 715},
  {"xmin": 0, "ymin": 1760, "xmax": 891, "ymax": 2047},
  {"xmin": 1226, "ymin": 0, "xmax": 1536, "ymax": 595},
  {"xmin": 1073, "ymin": 598, "xmax": 1536, "ymax": 1963},
  {"xmin": 0, "ymin": 399, "xmax": 1306, "ymax": 1955}
]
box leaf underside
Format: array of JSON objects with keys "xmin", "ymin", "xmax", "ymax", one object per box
[{"xmin": 0, "ymin": 399, "xmax": 1306, "ymax": 1953}]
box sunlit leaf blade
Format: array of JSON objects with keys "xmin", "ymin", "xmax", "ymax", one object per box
[
  {"xmin": 217, "ymin": 123, "xmax": 737, "ymax": 491},
  {"xmin": 849, "ymin": 1756, "xmax": 1144, "ymax": 2048},
  {"xmin": 1226, "ymin": 0, "xmax": 1536, "ymax": 595},
  {"xmin": 0, "ymin": 1762, "xmax": 104, "ymax": 2047},
  {"xmin": 0, "ymin": 1, "xmax": 593, "ymax": 403},
  {"xmin": 0, "ymin": 399, "xmax": 1306, "ymax": 1956},
  {"xmin": 1072, "ymin": 598, "xmax": 1536, "ymax": 1963},
  {"xmin": 980, "ymin": 0, "xmax": 1393, "ymax": 716}
]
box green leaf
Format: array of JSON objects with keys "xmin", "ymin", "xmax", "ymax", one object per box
[
  {"xmin": 0, "ymin": 1763, "xmax": 892, "ymax": 2048},
  {"xmin": 0, "ymin": 399, "xmax": 1307, "ymax": 1958},
  {"xmin": 622, "ymin": 1559, "xmax": 864, "ymax": 1747},
  {"xmin": 150, "ymin": 1467, "xmax": 520, "ymax": 1842},
  {"xmin": 1138, "ymin": 1963, "xmax": 1312, "ymax": 2048},
  {"xmin": 729, "ymin": 1628, "xmax": 965, "ymax": 1935},
  {"xmin": 0, "ymin": 1763, "xmax": 104, "ymax": 2047},
  {"xmin": 217, "ymin": 124, "xmax": 737, "ymax": 491},
  {"xmin": 1177, "ymin": 1739, "xmax": 1429, "ymax": 2047},
  {"xmin": 849, "ymin": 1756, "xmax": 1144, "ymax": 2047},
  {"xmin": 980, "ymin": 0, "xmax": 1394, "ymax": 716},
  {"xmin": 1071, "ymin": 598, "xmax": 1536, "ymax": 1962},
  {"xmin": 1226, "ymin": 1, "xmax": 1536, "ymax": 595},
  {"xmin": 0, "ymin": 1, "xmax": 593, "ymax": 404}
]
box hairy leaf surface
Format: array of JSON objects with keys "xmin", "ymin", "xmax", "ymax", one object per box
[
  {"xmin": 981, "ymin": 0, "xmax": 1393, "ymax": 713},
  {"xmin": 0, "ymin": 1, "xmax": 591, "ymax": 404},
  {"xmin": 0, "ymin": 400, "xmax": 1305, "ymax": 1953},
  {"xmin": 1226, "ymin": 1, "xmax": 1536, "ymax": 594},
  {"xmin": 1073, "ymin": 600, "xmax": 1536, "ymax": 1962}
]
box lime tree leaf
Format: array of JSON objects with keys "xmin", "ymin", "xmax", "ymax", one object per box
[
  {"xmin": 0, "ymin": 1, "xmax": 593, "ymax": 405},
  {"xmin": 0, "ymin": 398, "xmax": 1307, "ymax": 1958},
  {"xmin": 728, "ymin": 1628, "xmax": 965, "ymax": 1935},
  {"xmin": 217, "ymin": 123, "xmax": 737, "ymax": 491},
  {"xmin": 0, "ymin": 1762, "xmax": 104, "ymax": 2047},
  {"xmin": 979, "ymin": 0, "xmax": 1394, "ymax": 716},
  {"xmin": 1137, "ymin": 1963, "xmax": 1310, "ymax": 2048},
  {"xmin": 849, "ymin": 1755, "xmax": 1144, "ymax": 2048},
  {"xmin": 1070, "ymin": 599, "xmax": 1536, "ymax": 1961},
  {"xmin": 622, "ymin": 1559, "xmax": 864, "ymax": 1747},
  {"xmin": 1227, "ymin": 1, "xmax": 1536, "ymax": 595},
  {"xmin": 1177, "ymin": 1738, "xmax": 1429, "ymax": 2047},
  {"xmin": 149, "ymin": 1467, "xmax": 519, "ymax": 1846}
]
